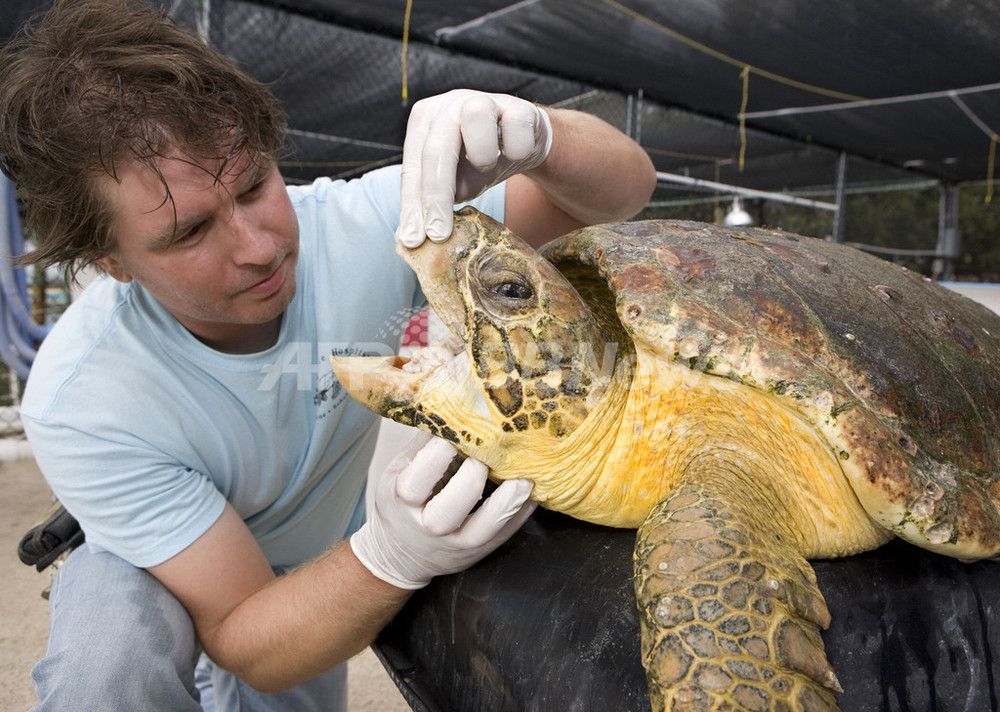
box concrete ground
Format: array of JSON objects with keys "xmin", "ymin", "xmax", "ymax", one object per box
[{"xmin": 0, "ymin": 450, "xmax": 410, "ymax": 711}]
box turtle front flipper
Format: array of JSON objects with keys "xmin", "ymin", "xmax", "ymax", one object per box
[{"xmin": 634, "ymin": 466, "xmax": 842, "ymax": 711}]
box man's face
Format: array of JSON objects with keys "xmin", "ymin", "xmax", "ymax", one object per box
[{"xmin": 97, "ymin": 149, "xmax": 299, "ymax": 353}]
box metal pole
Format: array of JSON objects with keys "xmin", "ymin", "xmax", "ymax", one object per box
[
  {"xmin": 831, "ymin": 152, "xmax": 847, "ymax": 243},
  {"xmin": 196, "ymin": 0, "xmax": 211, "ymax": 43},
  {"xmin": 634, "ymin": 88, "xmax": 643, "ymax": 147},
  {"xmin": 934, "ymin": 184, "xmax": 959, "ymax": 280},
  {"xmin": 655, "ymin": 172, "xmax": 837, "ymax": 211}
]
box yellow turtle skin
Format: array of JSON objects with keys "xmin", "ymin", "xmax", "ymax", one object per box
[{"xmin": 330, "ymin": 208, "xmax": 1000, "ymax": 711}]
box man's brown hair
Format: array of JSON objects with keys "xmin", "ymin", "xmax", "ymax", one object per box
[{"xmin": 0, "ymin": 0, "xmax": 287, "ymax": 281}]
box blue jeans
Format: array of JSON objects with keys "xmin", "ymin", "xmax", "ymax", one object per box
[{"xmin": 30, "ymin": 544, "xmax": 347, "ymax": 711}]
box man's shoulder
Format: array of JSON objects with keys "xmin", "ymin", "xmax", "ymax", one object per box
[
  {"xmin": 22, "ymin": 278, "xmax": 157, "ymax": 418},
  {"xmin": 285, "ymin": 165, "xmax": 402, "ymax": 206}
]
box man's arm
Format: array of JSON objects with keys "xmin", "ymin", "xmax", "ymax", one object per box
[
  {"xmin": 149, "ymin": 433, "xmax": 535, "ymax": 694},
  {"xmin": 149, "ymin": 503, "xmax": 408, "ymax": 693},
  {"xmin": 504, "ymin": 107, "xmax": 657, "ymax": 248},
  {"xmin": 395, "ymin": 90, "xmax": 656, "ymax": 249}
]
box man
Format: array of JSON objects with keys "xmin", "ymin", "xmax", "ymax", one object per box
[{"xmin": 0, "ymin": 0, "xmax": 656, "ymax": 709}]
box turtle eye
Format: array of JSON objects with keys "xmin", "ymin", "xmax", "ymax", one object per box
[
  {"xmin": 492, "ymin": 281, "xmax": 534, "ymax": 300},
  {"xmin": 472, "ymin": 249, "xmax": 539, "ymax": 317}
]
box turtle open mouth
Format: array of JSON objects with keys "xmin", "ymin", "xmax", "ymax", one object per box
[
  {"xmin": 329, "ymin": 338, "xmax": 465, "ymax": 418},
  {"xmin": 330, "ymin": 310, "xmax": 468, "ymax": 424},
  {"xmin": 401, "ymin": 341, "xmax": 465, "ymax": 374},
  {"xmin": 330, "ymin": 209, "xmax": 489, "ymax": 417}
]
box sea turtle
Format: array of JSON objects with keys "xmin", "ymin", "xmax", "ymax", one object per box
[{"xmin": 330, "ymin": 207, "xmax": 1000, "ymax": 711}]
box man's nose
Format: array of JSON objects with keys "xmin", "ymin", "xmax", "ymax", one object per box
[{"xmin": 228, "ymin": 207, "xmax": 277, "ymax": 266}]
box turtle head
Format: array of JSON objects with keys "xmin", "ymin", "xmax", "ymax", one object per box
[{"xmin": 330, "ymin": 207, "xmax": 618, "ymax": 474}]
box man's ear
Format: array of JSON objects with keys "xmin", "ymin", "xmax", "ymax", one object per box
[{"xmin": 95, "ymin": 254, "xmax": 133, "ymax": 283}]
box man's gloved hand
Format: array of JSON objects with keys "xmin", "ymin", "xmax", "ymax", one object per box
[
  {"xmin": 351, "ymin": 431, "xmax": 537, "ymax": 589},
  {"xmin": 396, "ymin": 89, "xmax": 553, "ymax": 248}
]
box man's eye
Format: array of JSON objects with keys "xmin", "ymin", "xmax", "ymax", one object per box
[
  {"xmin": 244, "ymin": 178, "xmax": 268, "ymax": 196},
  {"xmin": 175, "ymin": 222, "xmax": 206, "ymax": 243}
]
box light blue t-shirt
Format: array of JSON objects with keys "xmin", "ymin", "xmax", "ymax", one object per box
[{"xmin": 21, "ymin": 165, "xmax": 505, "ymax": 569}]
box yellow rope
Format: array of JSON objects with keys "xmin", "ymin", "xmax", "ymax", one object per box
[
  {"xmin": 949, "ymin": 93, "xmax": 1000, "ymax": 201},
  {"xmin": 739, "ymin": 66, "xmax": 750, "ymax": 170},
  {"xmin": 597, "ymin": 0, "xmax": 869, "ymax": 173},
  {"xmin": 595, "ymin": 0, "xmax": 1000, "ymax": 196},
  {"xmin": 401, "ymin": 0, "xmax": 413, "ymax": 105}
]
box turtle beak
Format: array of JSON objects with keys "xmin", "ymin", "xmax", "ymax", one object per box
[
  {"xmin": 328, "ymin": 355, "xmax": 426, "ymax": 417},
  {"xmin": 330, "ymin": 210, "xmax": 493, "ymax": 416},
  {"xmin": 330, "ymin": 349, "xmax": 479, "ymax": 437},
  {"xmin": 329, "ymin": 211, "xmax": 495, "ymax": 420}
]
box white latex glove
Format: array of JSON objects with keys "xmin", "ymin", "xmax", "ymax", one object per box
[
  {"xmin": 351, "ymin": 431, "xmax": 537, "ymax": 590},
  {"xmin": 396, "ymin": 89, "xmax": 554, "ymax": 247}
]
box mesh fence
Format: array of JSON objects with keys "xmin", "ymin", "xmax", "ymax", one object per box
[{"xmin": 152, "ymin": 0, "xmax": 941, "ymax": 254}]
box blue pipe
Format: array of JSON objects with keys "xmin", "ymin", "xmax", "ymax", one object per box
[{"xmin": 0, "ymin": 173, "xmax": 50, "ymax": 377}]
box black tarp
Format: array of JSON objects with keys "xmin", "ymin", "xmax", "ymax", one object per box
[
  {"xmin": 4, "ymin": 0, "xmax": 998, "ymax": 200},
  {"xmin": 376, "ymin": 508, "xmax": 1000, "ymax": 711}
]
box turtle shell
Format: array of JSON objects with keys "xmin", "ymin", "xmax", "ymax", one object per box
[{"xmin": 541, "ymin": 220, "xmax": 1000, "ymax": 558}]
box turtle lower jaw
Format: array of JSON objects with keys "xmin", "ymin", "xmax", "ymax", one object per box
[
  {"xmin": 330, "ymin": 340, "xmax": 467, "ymax": 418},
  {"xmin": 329, "ymin": 354, "xmax": 430, "ymax": 417}
]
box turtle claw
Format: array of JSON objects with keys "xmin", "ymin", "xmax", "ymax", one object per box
[
  {"xmin": 635, "ymin": 478, "xmax": 843, "ymax": 711},
  {"xmin": 774, "ymin": 619, "xmax": 842, "ymax": 693}
]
